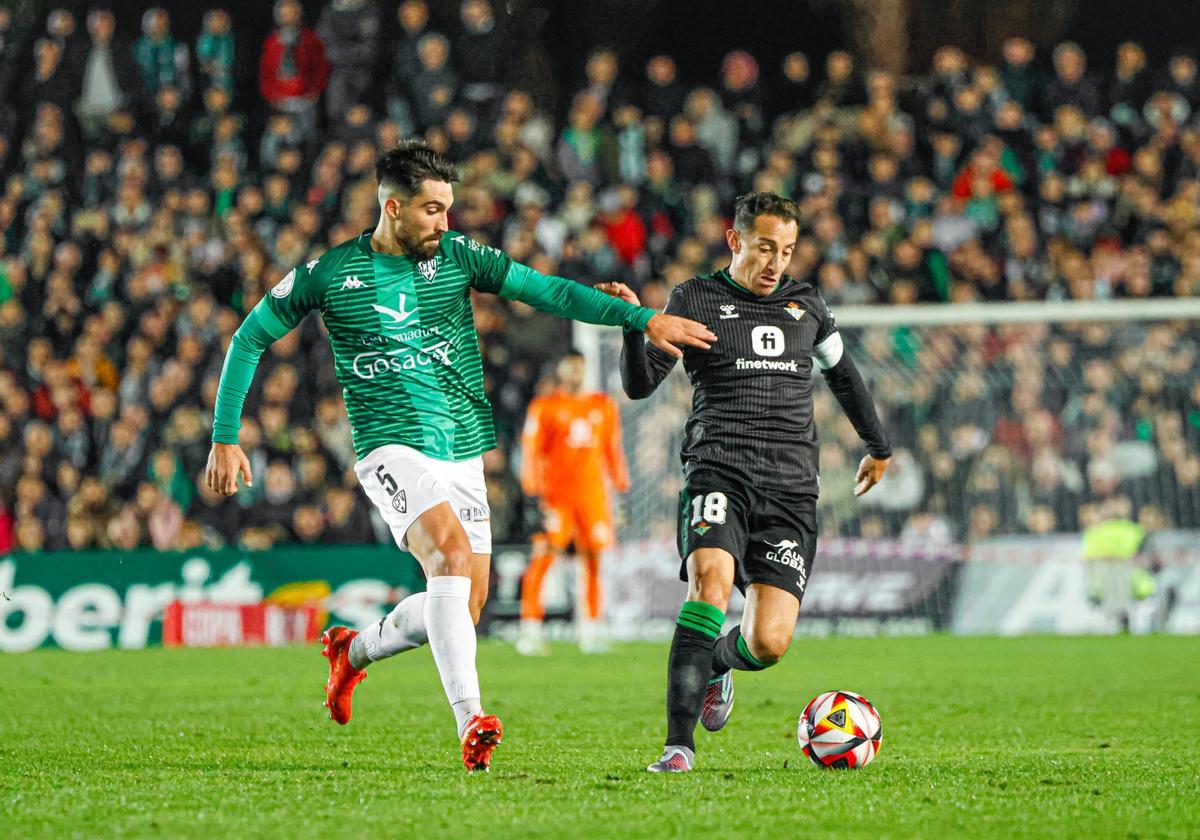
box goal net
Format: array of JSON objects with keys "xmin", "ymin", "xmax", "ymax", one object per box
[{"xmin": 574, "ymin": 299, "xmax": 1200, "ymax": 637}]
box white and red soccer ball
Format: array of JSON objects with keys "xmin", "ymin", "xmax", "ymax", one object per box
[{"xmin": 797, "ymin": 690, "xmax": 883, "ymax": 769}]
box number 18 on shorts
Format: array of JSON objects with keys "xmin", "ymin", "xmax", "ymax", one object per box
[{"xmin": 676, "ymin": 472, "xmax": 818, "ymax": 602}]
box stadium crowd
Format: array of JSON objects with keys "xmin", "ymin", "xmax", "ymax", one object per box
[{"xmin": 1, "ymin": 0, "xmax": 1199, "ymax": 552}]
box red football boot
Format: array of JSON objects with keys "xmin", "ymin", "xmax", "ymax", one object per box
[
  {"xmin": 321, "ymin": 626, "xmax": 366, "ymax": 725},
  {"xmin": 460, "ymin": 712, "xmax": 503, "ymax": 772}
]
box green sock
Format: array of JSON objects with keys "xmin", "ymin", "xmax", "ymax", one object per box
[
  {"xmin": 666, "ymin": 601, "xmax": 725, "ymax": 750},
  {"xmin": 711, "ymin": 625, "xmax": 773, "ymax": 676}
]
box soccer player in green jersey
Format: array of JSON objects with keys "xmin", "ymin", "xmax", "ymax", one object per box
[{"xmin": 205, "ymin": 140, "xmax": 715, "ymax": 771}]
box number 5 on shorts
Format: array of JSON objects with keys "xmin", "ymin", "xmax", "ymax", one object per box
[
  {"xmin": 690, "ymin": 492, "xmax": 727, "ymax": 525},
  {"xmin": 375, "ymin": 465, "xmax": 398, "ymax": 495}
]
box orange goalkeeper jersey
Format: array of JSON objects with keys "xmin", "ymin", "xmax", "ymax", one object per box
[{"xmin": 520, "ymin": 391, "xmax": 630, "ymax": 507}]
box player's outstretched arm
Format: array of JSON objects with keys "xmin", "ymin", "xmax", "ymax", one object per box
[
  {"xmin": 207, "ymin": 312, "xmax": 277, "ymax": 495},
  {"xmin": 814, "ymin": 333, "xmax": 892, "ymax": 496},
  {"xmin": 208, "ymin": 262, "xmax": 322, "ymax": 495},
  {"xmin": 597, "ymin": 282, "xmax": 688, "ymax": 399},
  {"xmin": 458, "ymin": 231, "xmax": 716, "ymax": 355}
]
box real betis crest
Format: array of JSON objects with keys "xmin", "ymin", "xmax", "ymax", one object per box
[{"xmin": 417, "ymin": 258, "xmax": 439, "ymax": 283}]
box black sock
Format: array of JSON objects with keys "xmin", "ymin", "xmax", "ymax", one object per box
[
  {"xmin": 711, "ymin": 625, "xmax": 773, "ymax": 677},
  {"xmin": 665, "ymin": 601, "xmax": 725, "ymax": 751}
]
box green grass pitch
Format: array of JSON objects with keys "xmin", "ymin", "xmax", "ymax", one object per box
[{"xmin": 2, "ymin": 636, "xmax": 1198, "ymax": 838}]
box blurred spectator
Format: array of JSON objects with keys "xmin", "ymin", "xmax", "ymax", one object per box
[
  {"xmin": 643, "ymin": 55, "xmax": 686, "ymax": 121},
  {"xmin": 195, "ymin": 10, "xmax": 236, "ymax": 95},
  {"xmin": 134, "ymin": 8, "xmax": 191, "ymax": 104},
  {"xmin": 411, "ymin": 32, "xmax": 456, "ymax": 132},
  {"xmin": 0, "ymin": 7, "xmax": 23, "ymax": 105},
  {"xmin": 317, "ymin": 0, "xmax": 380, "ymax": 124},
  {"xmin": 1044, "ymin": 42, "xmax": 1101, "ymax": 118},
  {"xmin": 384, "ymin": 0, "xmax": 430, "ymax": 133},
  {"xmin": 75, "ymin": 10, "xmax": 138, "ymax": 140},
  {"xmin": 21, "ymin": 39, "xmax": 76, "ymax": 123},
  {"xmin": 259, "ymin": 0, "xmax": 329, "ymax": 144},
  {"xmin": 774, "ymin": 52, "xmax": 816, "ymax": 121},
  {"xmin": 456, "ymin": 0, "xmax": 504, "ymax": 109}
]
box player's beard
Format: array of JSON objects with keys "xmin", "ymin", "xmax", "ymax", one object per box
[{"xmin": 401, "ymin": 226, "xmax": 442, "ymax": 260}]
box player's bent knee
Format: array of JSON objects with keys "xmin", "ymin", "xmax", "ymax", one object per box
[
  {"xmin": 429, "ymin": 540, "xmax": 472, "ymax": 578},
  {"xmin": 686, "ymin": 550, "xmax": 735, "ymax": 607},
  {"xmin": 746, "ymin": 626, "xmax": 793, "ymax": 664},
  {"xmin": 688, "ymin": 572, "xmax": 732, "ymax": 608}
]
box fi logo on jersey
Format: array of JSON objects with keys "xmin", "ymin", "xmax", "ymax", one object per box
[{"xmin": 751, "ymin": 326, "xmax": 785, "ymax": 357}]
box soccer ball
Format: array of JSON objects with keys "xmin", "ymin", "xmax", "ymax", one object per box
[{"xmin": 797, "ymin": 690, "xmax": 883, "ymax": 769}]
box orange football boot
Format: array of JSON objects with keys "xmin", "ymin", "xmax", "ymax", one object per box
[
  {"xmin": 460, "ymin": 712, "xmax": 503, "ymax": 772},
  {"xmin": 321, "ymin": 626, "xmax": 366, "ymax": 725}
]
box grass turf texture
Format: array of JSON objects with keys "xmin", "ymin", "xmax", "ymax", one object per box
[{"xmin": 2, "ymin": 636, "xmax": 1197, "ymax": 838}]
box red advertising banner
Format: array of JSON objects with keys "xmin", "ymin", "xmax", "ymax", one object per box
[{"xmin": 162, "ymin": 602, "xmax": 321, "ymax": 648}]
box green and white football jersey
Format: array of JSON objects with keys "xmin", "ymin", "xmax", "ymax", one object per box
[{"xmin": 212, "ymin": 229, "xmax": 654, "ymax": 462}]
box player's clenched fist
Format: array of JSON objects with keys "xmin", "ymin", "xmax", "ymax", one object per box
[
  {"xmin": 596, "ymin": 282, "xmax": 717, "ymax": 359},
  {"xmin": 206, "ymin": 442, "xmax": 254, "ymax": 495}
]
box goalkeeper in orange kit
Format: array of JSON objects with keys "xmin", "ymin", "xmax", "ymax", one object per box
[{"xmin": 518, "ymin": 350, "xmax": 630, "ymax": 654}]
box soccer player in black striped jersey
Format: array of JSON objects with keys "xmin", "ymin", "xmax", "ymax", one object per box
[{"xmin": 599, "ymin": 192, "xmax": 892, "ymax": 772}]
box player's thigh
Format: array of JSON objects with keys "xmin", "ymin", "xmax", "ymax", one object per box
[
  {"xmin": 354, "ymin": 444, "xmax": 452, "ymax": 552},
  {"xmin": 684, "ymin": 548, "xmax": 736, "ymax": 609},
  {"xmin": 678, "ymin": 472, "xmax": 749, "ymax": 609},
  {"xmin": 742, "ymin": 583, "xmax": 801, "ymax": 662},
  {"xmin": 405, "ymin": 501, "xmax": 474, "ymax": 578},
  {"xmin": 741, "ymin": 492, "xmax": 817, "ymax": 612}
]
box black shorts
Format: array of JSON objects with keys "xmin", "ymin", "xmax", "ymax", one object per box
[{"xmin": 676, "ymin": 469, "xmax": 817, "ymax": 603}]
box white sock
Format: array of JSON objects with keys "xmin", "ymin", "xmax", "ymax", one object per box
[
  {"xmin": 353, "ymin": 592, "xmax": 428, "ymax": 668},
  {"xmin": 423, "ymin": 576, "xmax": 482, "ymax": 736}
]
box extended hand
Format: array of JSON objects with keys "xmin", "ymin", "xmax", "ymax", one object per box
[
  {"xmin": 206, "ymin": 442, "xmax": 253, "ymax": 495},
  {"xmin": 854, "ymin": 454, "xmax": 890, "ymax": 497},
  {"xmin": 595, "ymin": 282, "xmax": 717, "ymax": 360},
  {"xmin": 595, "ymin": 281, "xmax": 640, "ymax": 305}
]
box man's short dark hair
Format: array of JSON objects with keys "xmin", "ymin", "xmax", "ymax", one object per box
[
  {"xmin": 375, "ymin": 139, "xmax": 458, "ymax": 196},
  {"xmin": 733, "ymin": 192, "xmax": 801, "ymax": 232}
]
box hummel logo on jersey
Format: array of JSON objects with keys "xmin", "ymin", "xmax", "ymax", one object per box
[
  {"xmin": 785, "ymin": 302, "xmax": 806, "ymax": 321},
  {"xmin": 719, "ymin": 304, "xmax": 739, "ymax": 319},
  {"xmin": 372, "ymin": 293, "xmax": 416, "ymax": 325},
  {"xmin": 341, "ymin": 276, "xmax": 365, "ymax": 290},
  {"xmin": 306, "ymin": 258, "xmax": 319, "ymax": 271},
  {"xmin": 417, "ymin": 258, "xmax": 440, "ymax": 284}
]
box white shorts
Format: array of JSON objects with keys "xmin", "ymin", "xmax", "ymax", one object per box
[{"xmin": 354, "ymin": 444, "xmax": 492, "ymax": 555}]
